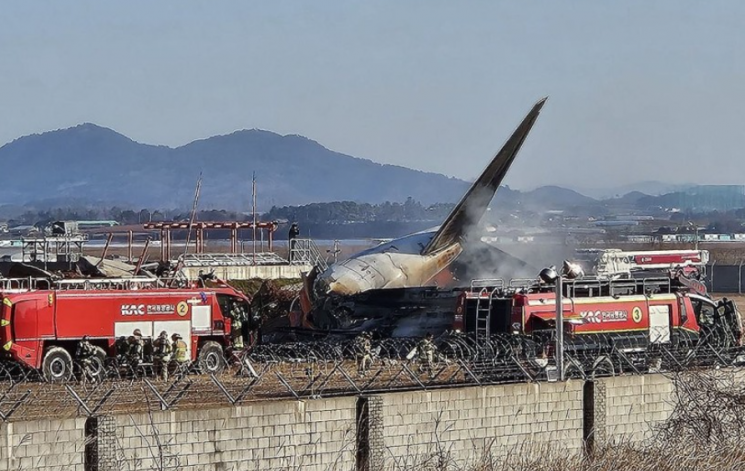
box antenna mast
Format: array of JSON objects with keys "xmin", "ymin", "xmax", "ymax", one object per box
[{"xmin": 183, "ymin": 172, "xmax": 202, "ymax": 259}]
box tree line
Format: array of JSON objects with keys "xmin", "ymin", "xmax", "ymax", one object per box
[
  {"xmin": 5, "ymin": 199, "xmax": 457, "ymax": 228},
  {"xmin": 263, "ymin": 198, "xmax": 456, "ymax": 224}
]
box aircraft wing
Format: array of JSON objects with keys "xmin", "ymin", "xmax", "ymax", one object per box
[{"xmin": 421, "ymin": 98, "xmax": 547, "ymax": 256}]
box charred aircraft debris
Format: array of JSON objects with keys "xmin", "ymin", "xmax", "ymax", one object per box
[{"xmin": 297, "ymin": 98, "xmax": 547, "ymax": 336}]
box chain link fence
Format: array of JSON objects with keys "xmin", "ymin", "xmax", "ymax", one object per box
[{"xmin": 706, "ymin": 262, "xmax": 745, "ymax": 294}]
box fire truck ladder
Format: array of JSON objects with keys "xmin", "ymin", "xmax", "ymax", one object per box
[
  {"xmin": 0, "ymin": 277, "xmax": 52, "ymax": 292},
  {"xmin": 470, "ymin": 279, "xmax": 504, "ymax": 342},
  {"xmin": 53, "ymin": 277, "xmax": 161, "ymax": 291},
  {"xmin": 475, "ymin": 290, "xmax": 491, "ymax": 340},
  {"xmin": 0, "ymin": 276, "xmax": 164, "ymax": 292}
]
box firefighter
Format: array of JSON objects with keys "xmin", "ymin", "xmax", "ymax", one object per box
[
  {"xmin": 353, "ymin": 331, "xmax": 373, "ymax": 376},
  {"xmin": 114, "ymin": 336, "xmax": 128, "ymax": 365},
  {"xmin": 230, "ymin": 301, "xmax": 246, "ymax": 350},
  {"xmin": 248, "ymin": 308, "xmax": 262, "ymax": 348},
  {"xmin": 153, "ymin": 331, "xmax": 173, "ymax": 381},
  {"xmin": 155, "ymin": 260, "xmax": 171, "ymax": 278},
  {"xmin": 76, "ymin": 335, "xmax": 97, "ymax": 380},
  {"xmin": 417, "ymin": 333, "xmax": 436, "ymax": 376},
  {"xmin": 171, "ymin": 333, "xmax": 189, "ymax": 376},
  {"xmin": 198, "ymin": 270, "xmax": 215, "ymax": 284},
  {"xmin": 127, "ymin": 329, "xmax": 144, "ymax": 369}
]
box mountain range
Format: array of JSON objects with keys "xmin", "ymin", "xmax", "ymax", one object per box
[
  {"xmin": 0, "ymin": 124, "xmax": 736, "ymax": 214},
  {"xmin": 0, "ymin": 124, "xmax": 471, "ymax": 210}
]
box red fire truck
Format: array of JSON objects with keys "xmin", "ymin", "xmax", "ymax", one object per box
[
  {"xmin": 456, "ymin": 266, "xmax": 743, "ymax": 376},
  {"xmin": 0, "ymin": 277, "xmax": 252, "ymax": 381}
]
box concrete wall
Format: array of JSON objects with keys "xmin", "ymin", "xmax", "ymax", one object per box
[
  {"xmin": 0, "ymin": 417, "xmax": 85, "ymax": 471},
  {"xmin": 0, "ymin": 373, "xmax": 687, "ymax": 471},
  {"xmin": 594, "ymin": 374, "xmax": 676, "ymax": 444},
  {"xmin": 376, "ymin": 382, "xmax": 585, "ymax": 469},
  {"xmin": 105, "ymin": 397, "xmax": 357, "ymax": 471}
]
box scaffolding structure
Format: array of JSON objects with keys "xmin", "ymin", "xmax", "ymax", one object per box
[
  {"xmin": 143, "ymin": 221, "xmax": 279, "ymax": 260},
  {"xmin": 21, "ymin": 234, "xmax": 88, "ymax": 265}
]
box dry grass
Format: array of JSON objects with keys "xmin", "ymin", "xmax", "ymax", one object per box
[
  {"xmin": 391, "ymin": 438, "xmax": 745, "ymax": 471},
  {"xmin": 473, "ymin": 442, "xmax": 745, "ymax": 471}
]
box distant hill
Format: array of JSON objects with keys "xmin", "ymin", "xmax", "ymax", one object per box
[
  {"xmin": 635, "ymin": 188, "xmax": 745, "ymax": 212},
  {"xmin": 576, "ymin": 181, "xmax": 695, "ymax": 199},
  {"xmin": 520, "ymin": 185, "xmax": 595, "ymax": 209},
  {"xmin": 0, "ymin": 124, "xmax": 472, "ymax": 210},
  {"xmin": 614, "ymin": 191, "xmax": 649, "ymax": 203}
]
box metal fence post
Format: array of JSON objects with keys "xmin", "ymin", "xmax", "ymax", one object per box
[
  {"xmin": 740, "ymin": 260, "xmax": 744, "ymax": 295},
  {"xmin": 711, "ymin": 261, "xmax": 716, "ymax": 293}
]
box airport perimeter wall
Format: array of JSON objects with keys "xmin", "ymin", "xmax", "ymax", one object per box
[
  {"xmin": 376, "ymin": 381, "xmax": 586, "ymax": 467},
  {"xmin": 0, "ymin": 374, "xmax": 680, "ymax": 471},
  {"xmin": 592, "ymin": 374, "xmax": 676, "ymax": 444}
]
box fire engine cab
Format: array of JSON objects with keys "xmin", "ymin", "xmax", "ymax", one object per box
[
  {"xmin": 456, "ymin": 250, "xmax": 742, "ymax": 376},
  {"xmin": 0, "ymin": 277, "xmax": 252, "ymax": 381}
]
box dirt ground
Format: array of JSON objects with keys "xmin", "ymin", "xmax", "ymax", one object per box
[{"xmin": 0, "ymin": 360, "xmax": 466, "ymax": 422}]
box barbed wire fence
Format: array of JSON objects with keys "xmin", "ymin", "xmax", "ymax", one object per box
[{"xmin": 0, "ymin": 330, "xmax": 743, "ymax": 421}]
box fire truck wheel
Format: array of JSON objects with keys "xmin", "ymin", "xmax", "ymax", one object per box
[
  {"xmin": 198, "ymin": 341, "xmax": 226, "ymax": 374},
  {"xmin": 42, "ymin": 347, "xmax": 73, "ymax": 382}
]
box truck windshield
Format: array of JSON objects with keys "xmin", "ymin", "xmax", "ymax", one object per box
[
  {"xmin": 691, "ymin": 298, "xmax": 716, "ymax": 326},
  {"xmin": 216, "ymin": 294, "xmax": 249, "ymax": 318}
]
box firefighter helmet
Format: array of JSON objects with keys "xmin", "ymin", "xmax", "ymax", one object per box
[{"xmin": 133, "ymin": 329, "xmax": 142, "ymax": 337}]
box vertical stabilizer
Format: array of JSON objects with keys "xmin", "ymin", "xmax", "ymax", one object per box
[{"xmin": 422, "ymin": 98, "xmax": 547, "ymax": 255}]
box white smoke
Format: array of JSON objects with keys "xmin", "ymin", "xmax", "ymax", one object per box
[{"xmin": 450, "ymin": 189, "xmax": 582, "ymax": 285}]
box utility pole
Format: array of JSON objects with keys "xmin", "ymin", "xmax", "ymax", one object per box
[
  {"xmin": 688, "ymin": 221, "xmax": 700, "ymax": 251},
  {"xmin": 555, "ymin": 276, "xmax": 565, "ymax": 381},
  {"xmin": 252, "ymin": 172, "xmax": 257, "ymax": 265}
]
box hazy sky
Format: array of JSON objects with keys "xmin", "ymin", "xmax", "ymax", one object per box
[{"xmin": 1, "ymin": 1, "xmax": 744, "ymax": 190}]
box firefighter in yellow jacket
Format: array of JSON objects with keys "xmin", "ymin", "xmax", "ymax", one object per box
[
  {"xmin": 153, "ymin": 331, "xmax": 173, "ymax": 381},
  {"xmin": 171, "ymin": 333, "xmax": 189, "ymax": 376}
]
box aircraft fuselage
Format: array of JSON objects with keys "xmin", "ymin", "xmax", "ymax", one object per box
[{"xmin": 313, "ymin": 230, "xmax": 462, "ymax": 298}]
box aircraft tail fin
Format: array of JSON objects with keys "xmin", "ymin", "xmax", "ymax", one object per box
[{"xmin": 422, "ymin": 98, "xmax": 547, "ymax": 256}]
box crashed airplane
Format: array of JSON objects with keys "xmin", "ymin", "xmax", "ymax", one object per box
[
  {"xmin": 308, "ymin": 98, "xmax": 546, "ymax": 295},
  {"xmin": 295, "ymin": 98, "xmax": 547, "ymax": 334}
]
